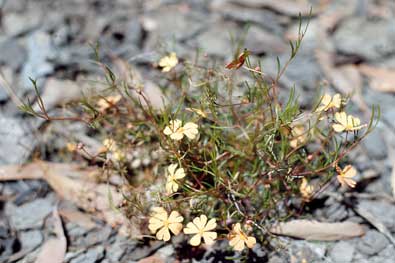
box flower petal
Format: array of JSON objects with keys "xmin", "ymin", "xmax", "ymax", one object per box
[
  {"xmin": 335, "ymin": 112, "xmax": 348, "ymax": 127},
  {"xmin": 332, "ymin": 94, "xmax": 341, "ymax": 108},
  {"xmin": 184, "ymin": 222, "xmax": 199, "ymax": 234},
  {"xmin": 156, "ymin": 227, "xmax": 171, "ymax": 241},
  {"xmin": 204, "ymin": 218, "xmax": 217, "ymax": 231},
  {"xmin": 246, "ymin": 237, "xmax": 256, "ymax": 248},
  {"xmin": 170, "ymin": 132, "xmax": 184, "ymax": 141},
  {"xmin": 332, "ymin": 124, "xmax": 345, "ymax": 133},
  {"xmin": 189, "ymin": 234, "xmax": 202, "ymax": 246},
  {"xmin": 168, "ymin": 211, "xmax": 184, "ymax": 223},
  {"xmin": 168, "ymin": 164, "xmax": 178, "ymax": 176},
  {"xmin": 202, "ymin": 231, "xmax": 217, "ymax": 245},
  {"xmin": 163, "ymin": 126, "xmax": 172, "ymax": 135},
  {"xmin": 168, "ymin": 222, "xmax": 183, "ymax": 235},
  {"xmin": 232, "ymin": 238, "xmax": 245, "ymax": 251},
  {"xmin": 174, "ymin": 168, "xmax": 186, "ymax": 179},
  {"xmin": 343, "ymin": 165, "xmax": 357, "ymax": 178},
  {"xmin": 194, "ymin": 215, "xmax": 207, "ymax": 229}
]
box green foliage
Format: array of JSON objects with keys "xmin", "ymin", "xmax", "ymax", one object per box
[{"xmin": 20, "ymin": 14, "xmax": 379, "ymax": 253}]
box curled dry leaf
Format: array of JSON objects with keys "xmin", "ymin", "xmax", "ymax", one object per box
[
  {"xmin": 0, "ymin": 161, "xmax": 140, "ymax": 238},
  {"xmin": 34, "ymin": 208, "xmax": 66, "ymax": 263},
  {"xmin": 358, "ymin": 64, "xmax": 395, "ymax": 93},
  {"xmin": 270, "ymin": 219, "xmax": 365, "ymax": 241}
]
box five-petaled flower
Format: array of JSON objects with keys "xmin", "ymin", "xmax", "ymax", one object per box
[
  {"xmin": 228, "ymin": 223, "xmax": 256, "ymax": 251},
  {"xmin": 159, "ymin": 52, "xmax": 178, "ymax": 72},
  {"xmin": 148, "ymin": 207, "xmax": 184, "ymax": 241},
  {"xmin": 183, "ymin": 215, "xmax": 217, "ymax": 246},
  {"xmin": 299, "ymin": 178, "xmax": 314, "ymax": 201},
  {"xmin": 332, "ymin": 112, "xmax": 364, "ymax": 133},
  {"xmin": 163, "ymin": 119, "xmax": 199, "ymax": 141},
  {"xmin": 166, "ymin": 164, "xmax": 186, "ymax": 194},
  {"xmin": 316, "ymin": 93, "xmax": 341, "ymax": 112},
  {"xmin": 337, "ymin": 165, "xmax": 357, "ymax": 188}
]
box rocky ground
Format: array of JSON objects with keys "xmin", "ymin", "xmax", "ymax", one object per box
[{"xmin": 1, "ymin": 0, "xmax": 395, "ymax": 262}]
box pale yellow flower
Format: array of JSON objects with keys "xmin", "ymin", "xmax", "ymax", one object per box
[
  {"xmin": 316, "ymin": 93, "xmax": 341, "ymax": 112},
  {"xmin": 300, "ymin": 178, "xmax": 314, "ymax": 201},
  {"xmin": 337, "ymin": 165, "xmax": 357, "ymax": 188},
  {"xmin": 183, "ymin": 215, "xmax": 217, "ymax": 246},
  {"xmin": 66, "ymin": 143, "xmax": 77, "ymax": 152},
  {"xmin": 163, "ymin": 119, "xmax": 199, "ymax": 141},
  {"xmin": 102, "ymin": 138, "xmax": 124, "ymax": 161},
  {"xmin": 97, "ymin": 95, "xmax": 122, "ymax": 112},
  {"xmin": 103, "ymin": 138, "xmax": 117, "ymax": 151},
  {"xmin": 186, "ymin": 107, "xmax": 207, "ymax": 118},
  {"xmin": 159, "ymin": 52, "xmax": 178, "ymax": 72},
  {"xmin": 228, "ymin": 223, "xmax": 256, "ymax": 251},
  {"xmin": 332, "ymin": 112, "xmax": 364, "ymax": 133},
  {"xmin": 290, "ymin": 125, "xmax": 307, "ymax": 148},
  {"xmin": 166, "ymin": 164, "xmax": 186, "ymax": 194},
  {"xmin": 148, "ymin": 207, "xmax": 184, "ymax": 241}
]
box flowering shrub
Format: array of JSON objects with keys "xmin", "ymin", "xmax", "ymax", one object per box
[{"xmin": 21, "ymin": 21, "xmax": 379, "ymax": 256}]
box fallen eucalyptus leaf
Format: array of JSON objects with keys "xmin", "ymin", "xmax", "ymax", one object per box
[
  {"xmin": 270, "ymin": 219, "xmax": 365, "ymax": 240},
  {"xmin": 0, "ymin": 161, "xmax": 140, "ymax": 238},
  {"xmin": 35, "ymin": 208, "xmax": 66, "ymax": 263},
  {"xmin": 359, "ymin": 64, "xmax": 395, "ymax": 93}
]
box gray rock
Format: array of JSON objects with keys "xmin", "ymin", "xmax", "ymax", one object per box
[
  {"xmin": 192, "ymin": 22, "xmax": 238, "ymax": 58},
  {"xmin": 382, "ymin": 107, "xmax": 395, "ymax": 130},
  {"xmin": 362, "ymin": 129, "xmax": 387, "ymax": 160},
  {"xmin": 142, "ymin": 6, "xmax": 206, "ymax": 43},
  {"xmin": 334, "ymin": 17, "xmax": 395, "ymax": 61},
  {"xmin": 6, "ymin": 198, "xmax": 54, "ymax": 230},
  {"xmin": 78, "ymin": 226, "xmax": 113, "ymax": 247},
  {"xmin": 261, "ymin": 53, "xmax": 321, "ymax": 94},
  {"xmin": 3, "ymin": 11, "xmax": 42, "ymax": 36},
  {"xmin": 19, "ymin": 230, "xmax": 43, "ymax": 252},
  {"xmin": 106, "ymin": 235, "xmax": 137, "ymax": 262},
  {"xmin": 326, "ymin": 203, "xmax": 348, "ymax": 222},
  {"xmin": 329, "ymin": 241, "xmax": 355, "ymax": 263},
  {"xmin": 70, "ymin": 246, "xmax": 105, "ymax": 263},
  {"xmin": 0, "ymin": 115, "xmax": 37, "ymax": 164},
  {"xmin": 65, "ymin": 223, "xmax": 92, "ymax": 240},
  {"xmin": 358, "ymin": 200, "xmax": 395, "ymax": 232},
  {"xmin": 0, "ymin": 39, "xmax": 27, "ymax": 71},
  {"xmin": 20, "ymin": 31, "xmax": 55, "ymax": 91},
  {"xmin": 371, "ymin": 245, "xmax": 395, "ymax": 263},
  {"xmin": 245, "ymin": 26, "xmax": 287, "ymax": 55},
  {"xmin": 357, "ymin": 230, "xmax": 389, "ymax": 256},
  {"xmin": 210, "ymin": 1, "xmax": 287, "ymax": 34},
  {"xmin": 156, "ymin": 245, "xmax": 174, "ymax": 258},
  {"xmin": 268, "ymin": 255, "xmax": 286, "ymax": 263},
  {"xmin": 0, "ymin": 66, "xmax": 13, "ymax": 102}
]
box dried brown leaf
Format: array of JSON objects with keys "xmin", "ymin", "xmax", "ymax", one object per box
[
  {"xmin": 59, "ymin": 208, "xmax": 97, "ymax": 230},
  {"xmin": 270, "ymin": 219, "xmax": 365, "ymax": 240},
  {"xmin": 0, "ymin": 161, "xmax": 140, "ymax": 238},
  {"xmin": 358, "ymin": 64, "xmax": 395, "ymax": 93},
  {"xmin": 35, "ymin": 208, "xmax": 66, "ymax": 263}
]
